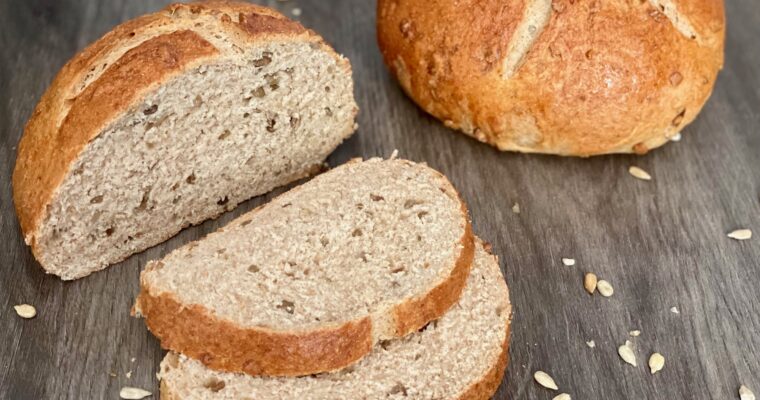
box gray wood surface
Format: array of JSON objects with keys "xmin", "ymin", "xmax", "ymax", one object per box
[{"xmin": 1, "ymin": 1, "xmax": 758, "ymax": 399}]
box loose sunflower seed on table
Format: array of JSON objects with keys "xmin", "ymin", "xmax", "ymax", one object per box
[
  {"xmin": 583, "ymin": 273, "xmax": 597, "ymax": 294},
  {"xmin": 740, "ymin": 385, "xmax": 756, "ymax": 400},
  {"xmin": 562, "ymin": 258, "xmax": 576, "ymax": 266},
  {"xmin": 13, "ymin": 304, "xmax": 36, "ymax": 319},
  {"xmin": 533, "ymin": 371, "xmax": 559, "ymax": 390},
  {"xmin": 618, "ymin": 340, "xmax": 637, "ymax": 367},
  {"xmin": 649, "ymin": 353, "xmax": 665, "ymax": 374},
  {"xmin": 628, "ymin": 166, "xmax": 652, "ymax": 181},
  {"xmin": 728, "ymin": 229, "xmax": 752, "ymax": 240},
  {"xmin": 119, "ymin": 387, "xmax": 152, "ymax": 399},
  {"xmin": 597, "ymin": 280, "xmax": 614, "ymax": 297}
]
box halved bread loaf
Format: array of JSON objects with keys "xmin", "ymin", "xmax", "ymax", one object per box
[
  {"xmin": 135, "ymin": 158, "xmax": 474, "ymax": 376},
  {"xmin": 12, "ymin": 1, "xmax": 357, "ymax": 279},
  {"xmin": 159, "ymin": 239, "xmax": 511, "ymax": 399}
]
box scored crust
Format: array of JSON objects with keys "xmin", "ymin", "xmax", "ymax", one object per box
[
  {"xmin": 377, "ymin": 0, "xmax": 725, "ymax": 156},
  {"xmin": 134, "ymin": 159, "xmax": 475, "ymax": 377},
  {"xmin": 12, "ymin": 0, "xmax": 350, "ymax": 263}
]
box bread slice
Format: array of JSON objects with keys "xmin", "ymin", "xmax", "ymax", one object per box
[
  {"xmin": 12, "ymin": 1, "xmax": 357, "ymax": 279},
  {"xmin": 158, "ymin": 239, "xmax": 510, "ymax": 399},
  {"xmin": 134, "ymin": 158, "xmax": 474, "ymax": 377}
]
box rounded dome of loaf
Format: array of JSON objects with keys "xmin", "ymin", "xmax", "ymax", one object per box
[{"xmin": 377, "ymin": 0, "xmax": 725, "ymax": 156}]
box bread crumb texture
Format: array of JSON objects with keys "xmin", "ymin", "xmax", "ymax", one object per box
[
  {"xmin": 158, "ymin": 240, "xmax": 511, "ymax": 400},
  {"xmin": 13, "ymin": 1, "xmax": 357, "ymax": 280}
]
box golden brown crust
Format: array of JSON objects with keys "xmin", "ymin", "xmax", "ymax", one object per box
[
  {"xmin": 136, "ymin": 288, "xmax": 373, "ymax": 377},
  {"xmin": 377, "ymin": 0, "xmax": 725, "ymax": 156},
  {"xmin": 12, "ymin": 0, "xmax": 343, "ymax": 269},
  {"xmin": 392, "ymin": 202, "xmax": 474, "ymax": 336}
]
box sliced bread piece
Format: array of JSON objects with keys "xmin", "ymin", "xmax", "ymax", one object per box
[
  {"xmin": 135, "ymin": 158, "xmax": 474, "ymax": 377},
  {"xmin": 158, "ymin": 239, "xmax": 511, "ymax": 400},
  {"xmin": 12, "ymin": 1, "xmax": 357, "ymax": 279}
]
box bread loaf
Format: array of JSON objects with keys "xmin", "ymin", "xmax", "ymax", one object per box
[
  {"xmin": 12, "ymin": 1, "xmax": 357, "ymax": 279},
  {"xmin": 158, "ymin": 239, "xmax": 510, "ymax": 400},
  {"xmin": 377, "ymin": 0, "xmax": 725, "ymax": 156},
  {"xmin": 134, "ymin": 158, "xmax": 474, "ymax": 377}
]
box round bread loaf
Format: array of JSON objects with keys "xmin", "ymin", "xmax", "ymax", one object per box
[
  {"xmin": 377, "ymin": 0, "xmax": 725, "ymax": 156},
  {"xmin": 12, "ymin": 1, "xmax": 357, "ymax": 279}
]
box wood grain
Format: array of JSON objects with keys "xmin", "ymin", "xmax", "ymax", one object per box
[{"xmin": 1, "ymin": 0, "xmax": 758, "ymax": 399}]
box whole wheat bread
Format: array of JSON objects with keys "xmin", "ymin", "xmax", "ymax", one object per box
[
  {"xmin": 134, "ymin": 158, "xmax": 474, "ymax": 376},
  {"xmin": 158, "ymin": 239, "xmax": 510, "ymax": 399},
  {"xmin": 12, "ymin": 1, "xmax": 357, "ymax": 279}
]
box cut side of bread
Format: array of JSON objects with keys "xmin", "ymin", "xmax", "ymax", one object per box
[
  {"xmin": 135, "ymin": 158, "xmax": 474, "ymax": 377},
  {"xmin": 12, "ymin": 1, "xmax": 357, "ymax": 279},
  {"xmin": 159, "ymin": 239, "xmax": 510, "ymax": 400}
]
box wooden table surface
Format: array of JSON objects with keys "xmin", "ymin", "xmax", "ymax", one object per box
[{"xmin": 1, "ymin": 1, "xmax": 758, "ymax": 399}]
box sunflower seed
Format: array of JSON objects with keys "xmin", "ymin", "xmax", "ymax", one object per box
[
  {"xmin": 670, "ymin": 306, "xmax": 680, "ymax": 314},
  {"xmin": 534, "ymin": 371, "xmax": 559, "ymax": 390},
  {"xmin": 553, "ymin": 394, "xmax": 572, "ymax": 400},
  {"xmin": 126, "ymin": 370, "xmax": 132, "ymax": 379},
  {"xmin": 584, "ymin": 273, "xmax": 597, "ymax": 294},
  {"xmin": 649, "ymin": 353, "xmax": 665, "ymax": 374},
  {"xmin": 512, "ymin": 202, "xmax": 520, "ymax": 214},
  {"xmin": 629, "ymin": 330, "xmax": 641, "ymax": 337},
  {"xmin": 628, "ymin": 166, "xmax": 652, "ymax": 181},
  {"xmin": 728, "ymin": 229, "xmax": 752, "ymax": 240},
  {"xmin": 740, "ymin": 385, "xmax": 756, "ymax": 400},
  {"xmin": 14, "ymin": 304, "xmax": 36, "ymax": 319},
  {"xmin": 597, "ymin": 280, "xmax": 614, "ymax": 297},
  {"xmin": 562, "ymin": 258, "xmax": 576, "ymax": 266},
  {"xmin": 119, "ymin": 387, "xmax": 152, "ymax": 399},
  {"xmin": 586, "ymin": 340, "xmax": 596, "ymax": 348},
  {"xmin": 618, "ymin": 341, "xmax": 637, "ymax": 366},
  {"xmin": 670, "ymin": 132, "xmax": 682, "ymax": 142},
  {"xmin": 291, "ymin": 7, "xmax": 302, "ymax": 16}
]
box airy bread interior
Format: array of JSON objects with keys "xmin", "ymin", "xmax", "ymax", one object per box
[
  {"xmin": 159, "ymin": 240, "xmax": 510, "ymax": 400},
  {"xmin": 35, "ymin": 40, "xmax": 355, "ymax": 279},
  {"xmin": 139, "ymin": 159, "xmax": 467, "ymax": 335}
]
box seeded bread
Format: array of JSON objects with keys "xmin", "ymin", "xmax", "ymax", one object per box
[
  {"xmin": 134, "ymin": 158, "xmax": 474, "ymax": 377},
  {"xmin": 377, "ymin": 0, "xmax": 725, "ymax": 156},
  {"xmin": 159, "ymin": 239, "xmax": 511, "ymax": 399},
  {"xmin": 12, "ymin": 1, "xmax": 357, "ymax": 279}
]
